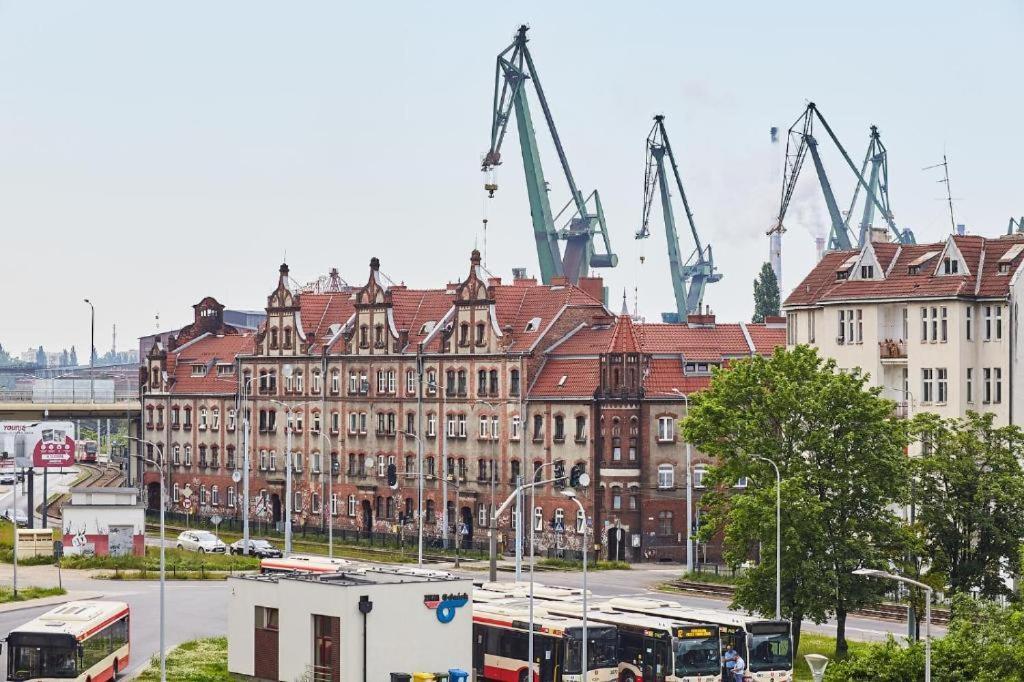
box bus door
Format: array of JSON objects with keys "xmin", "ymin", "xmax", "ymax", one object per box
[
  {"xmin": 537, "ymin": 635, "xmax": 558, "ymax": 681},
  {"xmin": 473, "ymin": 624, "xmax": 485, "ymax": 676},
  {"xmin": 642, "ymin": 634, "xmax": 669, "ymax": 682}
]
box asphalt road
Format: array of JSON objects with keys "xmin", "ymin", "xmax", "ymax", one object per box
[
  {"xmin": 0, "ymin": 556, "xmax": 938, "ymax": 680},
  {"xmin": 0, "ymin": 467, "xmax": 80, "ymax": 524}
]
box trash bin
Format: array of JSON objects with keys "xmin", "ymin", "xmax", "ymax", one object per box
[
  {"xmin": 448, "ymin": 669, "xmax": 469, "ymax": 682},
  {"xmin": 433, "ymin": 674, "xmax": 449, "ymax": 682},
  {"xmin": 390, "ymin": 675, "xmax": 412, "ymax": 682},
  {"xmin": 412, "ymin": 674, "xmax": 435, "ymax": 682}
]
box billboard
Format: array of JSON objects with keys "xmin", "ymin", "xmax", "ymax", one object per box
[{"xmin": 0, "ymin": 421, "xmax": 77, "ymax": 468}]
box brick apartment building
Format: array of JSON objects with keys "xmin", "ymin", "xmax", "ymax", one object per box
[{"xmin": 140, "ymin": 250, "xmax": 783, "ymax": 562}]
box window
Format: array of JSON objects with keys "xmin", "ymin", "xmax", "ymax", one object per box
[
  {"xmin": 838, "ymin": 309, "xmax": 846, "ymax": 344},
  {"xmin": 611, "ymin": 437, "xmax": 621, "ymax": 461},
  {"xmin": 426, "ymin": 369, "xmax": 437, "ymax": 395},
  {"xmin": 447, "ymin": 414, "xmax": 457, "ymax": 438},
  {"xmin": 349, "ymin": 371, "xmax": 359, "ymax": 394},
  {"xmin": 331, "ymin": 411, "xmax": 340, "ymax": 433},
  {"xmin": 533, "ymin": 414, "xmax": 544, "ymax": 441},
  {"xmin": 510, "ymin": 369, "xmax": 521, "ymax": 396},
  {"xmin": 658, "ymin": 464, "xmax": 675, "ymax": 489},
  {"xmin": 294, "ymin": 491, "xmax": 303, "ymax": 511},
  {"xmin": 256, "ymin": 606, "xmax": 279, "ymax": 631},
  {"xmin": 995, "ymin": 368, "xmax": 1003, "ymax": 404},
  {"xmin": 786, "ymin": 312, "xmax": 797, "ymax": 345},
  {"xmin": 861, "ymin": 265, "xmax": 873, "ymax": 279},
  {"xmin": 312, "ymin": 452, "xmax": 322, "ymax": 474},
  {"xmin": 211, "ymin": 486, "xmax": 219, "ymax": 506},
  {"xmin": 457, "ymin": 370, "xmax": 467, "ymax": 395},
  {"xmin": 293, "ymin": 452, "xmax": 303, "ymax": 472},
  {"xmin": 348, "ymin": 412, "xmax": 358, "ymax": 434},
  {"xmin": 172, "ymin": 483, "xmax": 180, "ymax": 502},
  {"xmin": 657, "ymin": 511, "xmax": 674, "ymax": 537},
  {"xmin": 922, "ymin": 368, "xmax": 934, "ymax": 403},
  {"xmin": 331, "ymin": 493, "xmax": 338, "ymax": 516},
  {"xmin": 491, "ymin": 416, "xmax": 499, "ymax": 440},
  {"xmin": 312, "ymin": 411, "xmax": 321, "ymax": 434},
  {"xmin": 576, "ymin": 509, "xmax": 585, "ymax": 533},
  {"xmin": 459, "ymin": 322, "xmax": 470, "ymax": 346},
  {"xmin": 943, "ymin": 257, "xmax": 959, "ymax": 274},
  {"xmin": 920, "ymin": 307, "xmax": 928, "ymax": 342},
  {"xmin": 937, "ymin": 368, "xmax": 948, "ymax": 403},
  {"xmin": 534, "ymin": 506, "xmax": 544, "ymax": 531},
  {"xmin": 511, "ymin": 415, "xmax": 521, "ymax": 440},
  {"xmin": 694, "ymin": 465, "xmax": 707, "ymax": 488},
  {"xmin": 940, "ymin": 307, "xmax": 948, "ymax": 342},
  {"xmin": 458, "ymin": 415, "xmax": 467, "ymax": 438},
  {"xmin": 312, "ymin": 370, "xmax": 322, "ymax": 394},
  {"xmin": 377, "ymin": 455, "xmax": 386, "ymax": 478},
  {"xmin": 735, "ymin": 477, "xmax": 749, "ymax": 489},
  {"xmin": 574, "ymin": 416, "xmax": 587, "ymax": 442},
  {"xmin": 930, "ymin": 307, "xmax": 938, "ymax": 341},
  {"xmin": 331, "ymin": 370, "xmax": 341, "ymax": 394},
  {"xmin": 184, "ymin": 445, "xmax": 192, "ymax": 466},
  {"xmin": 966, "ymin": 367, "xmax": 974, "ymax": 403},
  {"xmin": 446, "ymin": 370, "xmax": 456, "ymax": 396},
  {"xmin": 347, "ymin": 495, "xmax": 357, "ymax": 517},
  {"xmin": 489, "ymin": 369, "xmax": 499, "ymax": 395},
  {"xmin": 611, "ymin": 488, "xmax": 622, "ymax": 510},
  {"xmin": 965, "ymin": 306, "xmax": 973, "ymax": 341},
  {"xmin": 311, "ymin": 493, "xmax": 321, "ymax": 514},
  {"xmin": 479, "ymin": 503, "xmax": 489, "ymax": 528},
  {"xmin": 657, "ymin": 416, "xmax": 675, "ymax": 442},
  {"xmin": 476, "ymin": 322, "xmax": 486, "ymax": 345},
  {"xmin": 172, "ymin": 444, "xmax": 180, "ymax": 465},
  {"xmin": 478, "ymin": 369, "xmax": 488, "ymax": 396},
  {"xmin": 984, "ymin": 368, "xmax": 992, "ymax": 403},
  {"xmin": 479, "ymin": 414, "xmax": 489, "ymax": 439},
  {"xmin": 901, "ymin": 307, "xmax": 908, "ymax": 340},
  {"xmin": 359, "ymin": 412, "xmax": 367, "ymax": 434},
  {"xmin": 227, "ymin": 486, "xmax": 236, "ymax": 508},
  {"xmin": 856, "ymin": 309, "xmax": 863, "ymax": 343},
  {"xmin": 996, "ymin": 306, "xmax": 1003, "ymax": 340},
  {"xmin": 985, "ymin": 306, "xmax": 993, "ymax": 340},
  {"xmin": 406, "ymin": 369, "xmax": 416, "ymax": 394},
  {"xmin": 553, "ymin": 415, "xmax": 565, "ymax": 442},
  {"xmin": 427, "ymin": 413, "xmax": 437, "ymax": 437}
]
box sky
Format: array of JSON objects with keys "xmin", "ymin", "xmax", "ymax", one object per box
[{"xmin": 0, "ymin": 1, "xmax": 1021, "ymax": 355}]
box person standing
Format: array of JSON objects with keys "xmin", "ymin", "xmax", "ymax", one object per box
[
  {"xmin": 732, "ymin": 652, "xmax": 746, "ymax": 682},
  {"xmin": 722, "ymin": 643, "xmax": 737, "ymax": 681}
]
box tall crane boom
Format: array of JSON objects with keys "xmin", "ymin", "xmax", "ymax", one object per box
[
  {"xmin": 481, "ymin": 25, "xmax": 617, "ymax": 285},
  {"xmin": 769, "ymin": 102, "xmax": 913, "ymax": 251},
  {"xmin": 637, "ymin": 115, "xmax": 722, "ymax": 321}
]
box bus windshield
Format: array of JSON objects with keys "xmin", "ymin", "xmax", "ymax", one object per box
[
  {"xmin": 8, "ymin": 642, "xmax": 79, "ymax": 679},
  {"xmin": 564, "ymin": 627, "xmax": 618, "ymax": 674},
  {"xmin": 674, "ymin": 635, "xmax": 721, "ymax": 676},
  {"xmin": 748, "ymin": 630, "xmax": 793, "ymax": 672}
]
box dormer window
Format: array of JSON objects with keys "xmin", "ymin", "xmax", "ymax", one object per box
[
  {"xmin": 860, "ymin": 265, "xmax": 874, "ymax": 279},
  {"xmin": 475, "ymin": 322, "xmax": 486, "ymax": 346},
  {"xmin": 836, "ymin": 270, "xmax": 849, "ymax": 280},
  {"xmin": 359, "ymin": 325, "xmax": 369, "ymax": 348},
  {"xmin": 269, "ymin": 327, "xmax": 279, "ymax": 349},
  {"xmin": 374, "ymin": 324, "xmax": 385, "ymax": 348},
  {"xmin": 459, "ymin": 323, "xmax": 470, "ymax": 346},
  {"xmin": 999, "ymin": 262, "xmax": 1011, "ymax": 274},
  {"xmin": 191, "ymin": 364, "xmax": 207, "ymax": 377},
  {"xmin": 524, "ymin": 317, "xmax": 541, "ymax": 333},
  {"xmin": 283, "ymin": 327, "xmax": 293, "ymax": 349},
  {"xmin": 942, "ymin": 257, "xmax": 959, "ymax": 274},
  {"xmin": 419, "ymin": 321, "xmax": 436, "ymax": 335}
]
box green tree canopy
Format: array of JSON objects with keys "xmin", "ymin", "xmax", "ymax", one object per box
[
  {"xmin": 752, "ymin": 262, "xmax": 781, "ymax": 323},
  {"xmin": 682, "ymin": 345, "xmax": 909, "ymax": 657},
  {"xmin": 909, "ymin": 411, "xmax": 1024, "ymax": 599}
]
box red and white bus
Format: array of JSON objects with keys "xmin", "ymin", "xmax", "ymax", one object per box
[
  {"xmin": 473, "ymin": 602, "xmax": 619, "ymax": 682},
  {"xmin": 4, "ymin": 600, "xmax": 129, "ymax": 681},
  {"xmin": 259, "ymin": 554, "xmax": 360, "ymax": 574},
  {"xmin": 76, "ymin": 441, "xmax": 98, "ymax": 465}
]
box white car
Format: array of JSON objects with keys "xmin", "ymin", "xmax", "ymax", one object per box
[{"xmin": 175, "ymin": 530, "xmax": 227, "ymax": 553}]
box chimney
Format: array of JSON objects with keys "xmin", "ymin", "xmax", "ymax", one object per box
[
  {"xmin": 686, "ymin": 313, "xmax": 716, "ymax": 327},
  {"xmin": 512, "ymin": 267, "xmax": 528, "ymax": 280},
  {"xmin": 514, "ymin": 277, "xmax": 538, "ymax": 287},
  {"xmin": 577, "ymin": 276, "xmax": 604, "ymax": 303},
  {"xmin": 550, "ymin": 276, "xmax": 569, "ymax": 286},
  {"xmin": 956, "ymin": 223, "xmax": 966, "ymax": 236},
  {"xmin": 487, "ymin": 277, "xmax": 502, "ymax": 287},
  {"xmin": 815, "ymin": 236, "xmax": 826, "ymax": 262},
  {"xmin": 870, "ymin": 227, "xmax": 889, "ymax": 243},
  {"xmin": 763, "ymin": 315, "xmax": 786, "ymax": 328}
]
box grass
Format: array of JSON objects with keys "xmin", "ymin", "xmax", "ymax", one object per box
[
  {"xmin": 677, "ymin": 569, "xmax": 743, "ymax": 586},
  {"xmin": 135, "ymin": 637, "xmax": 231, "ymax": 682},
  {"xmin": 0, "ymin": 585, "xmax": 66, "ymax": 604},
  {"xmin": 59, "ymin": 546, "xmax": 259, "ymax": 572},
  {"xmin": 536, "ymin": 557, "xmax": 631, "ymax": 571},
  {"xmin": 93, "ymin": 569, "xmax": 236, "ymax": 581},
  {"xmin": 793, "ymin": 633, "xmax": 872, "ymax": 681}
]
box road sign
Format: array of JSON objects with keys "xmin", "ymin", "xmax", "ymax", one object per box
[
  {"xmin": 211, "ymin": 515, "xmax": 222, "ymax": 527},
  {"xmin": 182, "ymin": 485, "xmax": 193, "ymax": 499},
  {"xmin": 231, "ymin": 470, "xmax": 242, "ymax": 483},
  {"xmin": 182, "ymin": 498, "xmax": 192, "ymax": 510}
]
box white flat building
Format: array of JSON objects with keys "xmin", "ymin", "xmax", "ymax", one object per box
[
  {"xmin": 227, "ymin": 567, "xmax": 473, "ymax": 682},
  {"xmin": 783, "ymin": 233, "xmax": 1024, "ymax": 431}
]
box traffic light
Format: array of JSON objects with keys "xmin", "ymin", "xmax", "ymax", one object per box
[{"xmin": 387, "ymin": 463, "xmax": 398, "ymax": 489}]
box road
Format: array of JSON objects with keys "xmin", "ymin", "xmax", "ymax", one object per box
[
  {"xmin": 0, "ymin": 556, "xmax": 936, "ymax": 679},
  {"xmin": 0, "ymin": 467, "xmax": 80, "ymax": 525}
]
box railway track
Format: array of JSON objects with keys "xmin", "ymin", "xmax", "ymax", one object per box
[{"xmin": 43, "ymin": 462, "xmax": 126, "ymax": 522}]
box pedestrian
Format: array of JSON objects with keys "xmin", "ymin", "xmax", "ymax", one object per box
[
  {"xmin": 732, "ymin": 652, "xmax": 746, "ymax": 682},
  {"xmin": 722, "ymin": 643, "xmax": 737, "ymax": 681}
]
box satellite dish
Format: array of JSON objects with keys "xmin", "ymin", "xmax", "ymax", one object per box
[
  {"xmin": 281, "ymin": 364, "xmax": 294, "ymax": 378},
  {"xmin": 231, "ymin": 470, "xmax": 242, "ymax": 483},
  {"xmin": 577, "ymin": 473, "xmax": 591, "ymax": 488}
]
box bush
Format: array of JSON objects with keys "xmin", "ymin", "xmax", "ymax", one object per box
[{"xmin": 60, "ymin": 547, "xmax": 258, "ymax": 572}]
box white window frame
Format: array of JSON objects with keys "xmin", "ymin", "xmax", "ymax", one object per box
[
  {"xmin": 657, "ymin": 416, "xmax": 675, "ymax": 442},
  {"xmin": 657, "ymin": 464, "xmax": 675, "ymax": 489}
]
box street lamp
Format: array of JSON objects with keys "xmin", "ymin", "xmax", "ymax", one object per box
[
  {"xmin": 269, "ymin": 391, "xmax": 314, "ymax": 557},
  {"xmin": 83, "ymin": 299, "xmax": 95, "ymax": 401},
  {"xmin": 402, "ymin": 428, "xmax": 427, "ymax": 566},
  {"xmin": 317, "ymin": 430, "xmax": 340, "ymax": 559},
  {"xmin": 755, "ymin": 455, "xmax": 782, "ymax": 620},
  {"xmin": 561, "ymin": 486, "xmax": 590, "ymax": 682},
  {"xmin": 670, "ymin": 388, "xmax": 694, "ymax": 573},
  {"xmin": 854, "ymin": 568, "xmax": 932, "ymax": 682},
  {"xmin": 476, "ymin": 398, "xmax": 502, "ymax": 582},
  {"xmin": 128, "ymin": 437, "xmax": 166, "ymax": 682},
  {"xmin": 237, "ymin": 375, "xmax": 257, "ymax": 556}
]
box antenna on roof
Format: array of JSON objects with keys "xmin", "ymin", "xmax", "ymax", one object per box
[{"xmin": 923, "ymin": 154, "xmax": 957, "ymax": 235}]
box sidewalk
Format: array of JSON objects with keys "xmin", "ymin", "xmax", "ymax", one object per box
[{"xmin": 0, "ymin": 590, "xmax": 103, "ymax": 614}]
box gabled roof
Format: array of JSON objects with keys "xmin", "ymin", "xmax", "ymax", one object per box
[
  {"xmin": 785, "ymin": 234, "xmax": 1024, "ymax": 306},
  {"xmin": 300, "ymin": 292, "xmax": 357, "ymax": 353},
  {"xmin": 491, "ymin": 283, "xmax": 605, "ymax": 352},
  {"xmin": 168, "ymin": 333, "xmax": 255, "ymax": 394}
]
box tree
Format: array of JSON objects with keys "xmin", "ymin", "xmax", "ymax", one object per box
[
  {"xmin": 909, "ymin": 411, "xmax": 1024, "ymax": 599},
  {"xmin": 682, "ymin": 346, "xmax": 909, "ymax": 657},
  {"xmin": 752, "ymin": 262, "xmax": 781, "ymax": 323}
]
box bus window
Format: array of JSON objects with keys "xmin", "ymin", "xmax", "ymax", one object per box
[
  {"xmin": 564, "ymin": 626, "xmax": 617, "ymax": 675},
  {"xmin": 749, "ymin": 630, "xmax": 793, "ymax": 672},
  {"xmin": 674, "ymin": 634, "xmax": 720, "ymax": 677}
]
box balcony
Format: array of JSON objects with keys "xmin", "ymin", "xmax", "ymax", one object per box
[{"xmin": 879, "ymin": 339, "xmax": 908, "ymax": 363}]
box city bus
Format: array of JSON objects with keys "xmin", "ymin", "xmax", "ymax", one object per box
[
  {"xmin": 606, "ymin": 598, "xmax": 793, "ymax": 682},
  {"xmin": 541, "ymin": 602, "xmax": 721, "ymax": 682},
  {"xmin": 3, "ymin": 600, "xmax": 129, "ymax": 681},
  {"xmin": 473, "ymin": 601, "xmax": 619, "ymax": 682}
]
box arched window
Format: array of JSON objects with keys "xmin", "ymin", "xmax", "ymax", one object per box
[
  {"xmin": 426, "ymin": 456, "xmax": 436, "ymax": 476},
  {"xmin": 478, "ymin": 369, "xmax": 488, "ymax": 395},
  {"xmin": 211, "ymin": 486, "xmax": 219, "ymax": 506},
  {"xmin": 283, "ymin": 327, "xmax": 293, "ymax": 349},
  {"xmin": 386, "ymin": 496, "xmax": 395, "ymax": 520},
  {"xmin": 658, "ymin": 464, "xmax": 675, "ymax": 489},
  {"xmin": 374, "ymin": 324, "xmax": 385, "ymax": 348},
  {"xmin": 426, "ymin": 499, "xmax": 436, "ymax": 523},
  {"xmin": 199, "ymin": 485, "xmax": 207, "ymax": 505},
  {"xmin": 611, "ymin": 486, "xmax": 622, "ymax": 510},
  {"xmin": 457, "ymin": 370, "xmax": 467, "ymax": 395},
  {"xmin": 359, "ymin": 325, "xmax": 369, "ymax": 348},
  {"xmin": 510, "ymin": 369, "xmax": 521, "ymax": 396},
  {"xmin": 489, "ymin": 369, "xmax": 499, "ymax": 394},
  {"xmin": 534, "ymin": 506, "xmax": 544, "ymax": 531},
  {"xmin": 172, "ymin": 444, "xmax": 180, "ymax": 465},
  {"xmin": 183, "ymin": 445, "xmax": 192, "ymax": 466},
  {"xmin": 459, "ymin": 323, "xmax": 470, "ymax": 346},
  {"xmin": 475, "ymin": 322, "xmax": 486, "ymax": 345},
  {"xmin": 376, "ymin": 496, "xmax": 384, "ymax": 519},
  {"xmin": 269, "ymin": 327, "xmax": 279, "ymax": 349}
]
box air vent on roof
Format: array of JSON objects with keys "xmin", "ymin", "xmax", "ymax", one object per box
[{"xmin": 558, "ymin": 375, "xmax": 568, "ymax": 387}]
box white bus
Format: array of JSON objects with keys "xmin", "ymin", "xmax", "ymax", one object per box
[
  {"xmin": 540, "ymin": 602, "xmax": 721, "ymax": 682},
  {"xmin": 4, "ymin": 600, "xmax": 130, "ymax": 681},
  {"xmin": 473, "ymin": 602, "xmax": 619, "ymax": 682},
  {"xmin": 606, "ymin": 598, "xmax": 793, "ymax": 682}
]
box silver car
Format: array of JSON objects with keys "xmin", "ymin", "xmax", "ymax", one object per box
[{"xmin": 175, "ymin": 530, "xmax": 227, "ymax": 553}]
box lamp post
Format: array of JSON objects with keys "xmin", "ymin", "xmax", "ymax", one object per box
[
  {"xmin": 528, "ymin": 462, "xmax": 569, "ymax": 679},
  {"xmin": 317, "ymin": 430, "xmax": 340, "ymax": 559},
  {"xmin": 670, "ymin": 388, "xmax": 694, "ymax": 573},
  {"xmin": 238, "ymin": 376, "xmax": 256, "ymax": 555},
  {"xmin": 83, "ymin": 299, "xmax": 95, "ymax": 401},
  {"xmin": 854, "ymin": 568, "xmax": 932, "ymax": 682},
  {"xmin": 402, "ymin": 428, "xmax": 427, "ymax": 566},
  {"xmin": 128, "ymin": 437, "xmax": 166, "ymax": 682},
  {"xmin": 269, "ymin": 393, "xmax": 313, "ymax": 557},
  {"xmin": 476, "ymin": 398, "xmax": 501, "ymax": 582},
  {"xmin": 755, "ymin": 455, "xmax": 782, "ymax": 620},
  {"xmin": 562, "ymin": 487, "xmax": 589, "ymax": 682}
]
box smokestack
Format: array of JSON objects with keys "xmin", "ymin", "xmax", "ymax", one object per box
[
  {"xmin": 769, "ymin": 232, "xmax": 782, "ymax": 286},
  {"xmin": 770, "ymin": 126, "xmax": 779, "ymax": 143},
  {"xmin": 815, "ymin": 236, "xmax": 826, "ymax": 262}
]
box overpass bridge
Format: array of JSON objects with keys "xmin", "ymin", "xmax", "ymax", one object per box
[{"xmin": 0, "ymin": 388, "xmax": 140, "ymax": 421}]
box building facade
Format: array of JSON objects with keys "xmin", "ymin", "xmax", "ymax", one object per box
[
  {"xmin": 783, "ymin": 233, "xmax": 1024, "ymax": 432},
  {"xmin": 141, "ymin": 251, "xmax": 783, "ymax": 562}
]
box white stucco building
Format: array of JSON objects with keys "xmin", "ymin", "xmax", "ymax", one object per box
[
  {"xmin": 227, "ymin": 567, "xmax": 473, "ymax": 681},
  {"xmin": 783, "ymin": 232, "xmax": 1024, "ymax": 430},
  {"xmin": 60, "ymin": 486, "xmax": 145, "ymax": 556}
]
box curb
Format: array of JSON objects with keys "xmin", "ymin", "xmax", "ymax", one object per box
[{"xmin": 0, "ymin": 590, "xmax": 103, "ymax": 614}]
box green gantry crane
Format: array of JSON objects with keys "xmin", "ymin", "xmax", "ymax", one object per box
[
  {"xmin": 481, "ymin": 25, "xmax": 617, "ymax": 285},
  {"xmin": 636, "ymin": 115, "xmax": 721, "ymax": 322},
  {"xmin": 770, "ymin": 102, "xmax": 915, "ymax": 252}
]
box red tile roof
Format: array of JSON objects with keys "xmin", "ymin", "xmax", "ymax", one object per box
[
  {"xmin": 300, "ymin": 292, "xmax": 356, "ymax": 352},
  {"xmin": 529, "ymin": 358, "xmax": 602, "ymax": 399},
  {"xmin": 785, "ymin": 234, "xmax": 1024, "ymax": 307},
  {"xmin": 169, "ymin": 333, "xmax": 255, "ymax": 394},
  {"xmin": 492, "ymin": 284, "xmax": 605, "ymax": 351}
]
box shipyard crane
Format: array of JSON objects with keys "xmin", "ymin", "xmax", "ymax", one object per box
[
  {"xmin": 768, "ymin": 102, "xmax": 914, "ymax": 252},
  {"xmin": 636, "ymin": 115, "xmax": 721, "ymax": 321},
  {"xmin": 481, "ymin": 25, "xmax": 617, "ymax": 285},
  {"xmin": 1008, "ymin": 217, "xmax": 1024, "ymax": 235}
]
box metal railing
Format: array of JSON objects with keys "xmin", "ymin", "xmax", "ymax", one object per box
[{"xmin": 0, "ymin": 388, "xmax": 140, "ymax": 404}]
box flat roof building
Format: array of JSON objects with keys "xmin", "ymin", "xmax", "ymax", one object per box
[{"xmin": 227, "ymin": 567, "xmax": 473, "ymax": 681}]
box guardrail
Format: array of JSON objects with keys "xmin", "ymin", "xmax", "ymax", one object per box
[{"xmin": 0, "ymin": 389, "xmax": 140, "ymax": 404}]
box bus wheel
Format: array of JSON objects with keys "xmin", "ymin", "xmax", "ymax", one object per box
[{"xmin": 619, "ymin": 672, "xmax": 636, "ymax": 682}]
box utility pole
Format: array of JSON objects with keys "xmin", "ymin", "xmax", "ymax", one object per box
[{"xmin": 83, "ymin": 299, "xmax": 95, "ymax": 401}]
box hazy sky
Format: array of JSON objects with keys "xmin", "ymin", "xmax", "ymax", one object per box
[{"xmin": 1, "ymin": 1, "xmax": 1021, "ymax": 355}]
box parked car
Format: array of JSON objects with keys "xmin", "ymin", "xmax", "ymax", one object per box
[
  {"xmin": 175, "ymin": 530, "xmax": 227, "ymax": 553},
  {"xmin": 229, "ymin": 539, "xmax": 282, "ymax": 558},
  {"xmin": 2, "ymin": 508, "xmax": 29, "ymax": 527},
  {"xmin": 0, "ymin": 472, "xmax": 16, "ymax": 485}
]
